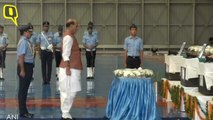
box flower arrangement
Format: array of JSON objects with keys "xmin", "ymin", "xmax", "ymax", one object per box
[
  {"xmin": 188, "ymin": 45, "xmax": 213, "ymax": 55},
  {"xmin": 187, "ymin": 46, "xmax": 203, "ymax": 58},
  {"xmin": 169, "ymin": 85, "xmax": 182, "ymax": 109},
  {"xmin": 188, "ymin": 46, "xmax": 202, "ymax": 52},
  {"xmin": 114, "ymin": 68, "xmax": 154, "ymax": 78},
  {"xmin": 205, "ymin": 46, "xmax": 213, "ymax": 54},
  {"xmin": 160, "ymin": 80, "xmax": 212, "ymax": 120},
  {"xmin": 160, "ymin": 80, "xmax": 170, "ymax": 99}
]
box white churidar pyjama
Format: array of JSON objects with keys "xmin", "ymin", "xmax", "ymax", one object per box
[{"xmin": 58, "ymin": 68, "xmax": 81, "ymax": 119}]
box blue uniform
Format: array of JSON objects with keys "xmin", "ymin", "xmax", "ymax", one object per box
[
  {"xmin": 124, "ymin": 36, "xmax": 143, "ymax": 57},
  {"xmin": 0, "ymin": 33, "xmax": 9, "ymax": 48},
  {"xmin": 37, "ymin": 31, "xmax": 54, "ymax": 84},
  {"xmin": 17, "ymin": 36, "xmax": 34, "ymax": 63},
  {"xmin": 36, "ymin": 31, "xmax": 54, "ymax": 50},
  {"xmin": 83, "ymin": 29, "xmax": 98, "ymax": 39},
  {"xmin": 17, "ymin": 36, "xmax": 34, "ymax": 116},
  {"xmin": 53, "ymin": 32, "xmax": 62, "ymax": 69},
  {"xmin": 82, "ymin": 33, "xmax": 98, "ymax": 50},
  {"xmin": 53, "ymin": 32, "xmax": 62, "ymax": 49},
  {"xmin": 17, "ymin": 25, "xmax": 35, "ymax": 117},
  {"xmin": 29, "ymin": 32, "xmax": 37, "ymax": 46},
  {"xmin": 0, "ymin": 33, "xmax": 9, "ymax": 68},
  {"xmin": 83, "ymin": 30, "xmax": 98, "ymax": 72}
]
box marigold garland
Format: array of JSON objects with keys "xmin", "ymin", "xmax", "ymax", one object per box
[
  {"xmin": 194, "ymin": 97, "xmax": 205, "ymax": 120},
  {"xmin": 206, "ymin": 101, "xmax": 213, "ymax": 120},
  {"xmin": 160, "ymin": 80, "xmax": 213, "ymax": 119},
  {"xmin": 160, "ymin": 80, "xmax": 170, "ymax": 99},
  {"xmin": 169, "ymin": 85, "xmax": 181, "ymax": 109}
]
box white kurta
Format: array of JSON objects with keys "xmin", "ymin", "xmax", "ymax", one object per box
[
  {"xmin": 58, "ymin": 68, "xmax": 81, "ymax": 92},
  {"xmin": 58, "ymin": 35, "xmax": 82, "ymax": 119}
]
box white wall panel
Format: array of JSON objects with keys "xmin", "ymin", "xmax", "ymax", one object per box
[
  {"xmin": 195, "ymin": 26, "xmax": 213, "ymax": 45},
  {"xmin": 170, "ymin": 26, "xmax": 193, "ymax": 45},
  {"xmin": 144, "ymin": 3, "xmax": 168, "ymax": 45},
  {"xmin": 94, "ymin": 3, "xmax": 116, "ymax": 44},
  {"xmin": 118, "ymin": 4, "xmax": 142, "ymax": 44},
  {"xmin": 96, "ymin": 26, "xmax": 117, "ymax": 44},
  {"xmin": 195, "ymin": 3, "xmax": 213, "ymax": 44},
  {"xmin": 170, "ymin": 4, "xmax": 193, "ymax": 25},
  {"xmin": 145, "ymin": 26, "xmax": 168, "ymax": 45},
  {"xmin": 67, "ymin": 3, "xmax": 91, "ymax": 25},
  {"xmin": 170, "ymin": 4, "xmax": 193, "ymax": 45},
  {"xmin": 4, "ymin": 26, "xmax": 16, "ymax": 45},
  {"xmin": 18, "ymin": 3, "xmax": 41, "ymax": 25},
  {"xmin": 43, "ymin": 3, "xmax": 65, "ymax": 32}
]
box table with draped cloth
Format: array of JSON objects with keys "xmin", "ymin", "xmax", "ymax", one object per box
[{"xmin": 105, "ymin": 77, "xmax": 160, "ymax": 120}]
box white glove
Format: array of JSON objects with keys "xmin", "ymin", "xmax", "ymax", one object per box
[
  {"xmin": 138, "ymin": 67, "xmax": 142, "ymax": 70},
  {"xmin": 47, "ymin": 44, "xmax": 53, "ymax": 52}
]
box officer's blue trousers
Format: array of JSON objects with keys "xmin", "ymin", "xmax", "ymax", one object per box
[
  {"xmin": 17, "ymin": 63, "xmax": 33, "ymax": 115},
  {"xmin": 40, "ymin": 50, "xmax": 53, "ymax": 83}
]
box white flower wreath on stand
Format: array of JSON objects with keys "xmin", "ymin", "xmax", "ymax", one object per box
[
  {"xmin": 188, "ymin": 46, "xmax": 202, "ymax": 53},
  {"xmin": 205, "ymin": 46, "xmax": 213, "ymax": 54},
  {"xmin": 114, "ymin": 67, "xmax": 154, "ymax": 78}
]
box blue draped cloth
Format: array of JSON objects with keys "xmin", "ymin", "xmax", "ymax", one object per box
[{"xmin": 105, "ymin": 77, "xmax": 160, "ymax": 120}]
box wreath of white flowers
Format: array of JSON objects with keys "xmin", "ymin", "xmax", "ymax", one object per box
[
  {"xmin": 188, "ymin": 45, "xmax": 213, "ymax": 54},
  {"xmin": 205, "ymin": 46, "xmax": 213, "ymax": 54},
  {"xmin": 114, "ymin": 68, "xmax": 154, "ymax": 78},
  {"xmin": 188, "ymin": 46, "xmax": 202, "ymax": 52}
]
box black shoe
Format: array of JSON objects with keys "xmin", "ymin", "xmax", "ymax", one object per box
[
  {"xmin": 43, "ymin": 81, "xmax": 48, "ymax": 85},
  {"xmin": 20, "ymin": 113, "xmax": 34, "ymax": 118},
  {"xmin": 43, "ymin": 81, "xmax": 50, "ymax": 85},
  {"xmin": 103, "ymin": 116, "xmax": 110, "ymax": 120},
  {"xmin": 47, "ymin": 81, "xmax": 50, "ymax": 84},
  {"xmin": 86, "ymin": 76, "xmax": 94, "ymax": 79}
]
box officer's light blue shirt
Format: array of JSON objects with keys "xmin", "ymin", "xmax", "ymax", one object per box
[
  {"xmin": 29, "ymin": 32, "xmax": 37, "ymax": 46},
  {"xmin": 83, "ymin": 29, "xmax": 98, "ymax": 39},
  {"xmin": 17, "ymin": 36, "xmax": 34, "ymax": 63},
  {"xmin": 0, "ymin": 33, "xmax": 9, "ymax": 47},
  {"xmin": 53, "ymin": 32, "xmax": 62, "ymax": 49},
  {"xmin": 124, "ymin": 36, "xmax": 143, "ymax": 56},
  {"xmin": 82, "ymin": 33, "xmax": 98, "ymax": 47},
  {"xmin": 36, "ymin": 31, "xmax": 54, "ymax": 49}
]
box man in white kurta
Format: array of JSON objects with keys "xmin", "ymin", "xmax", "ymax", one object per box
[{"xmin": 58, "ymin": 19, "xmax": 83, "ymax": 120}]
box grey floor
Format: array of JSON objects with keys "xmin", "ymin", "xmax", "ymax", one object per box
[{"xmin": 0, "ymin": 52, "xmax": 174, "ymax": 119}]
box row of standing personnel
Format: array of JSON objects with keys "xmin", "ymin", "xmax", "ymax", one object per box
[
  {"xmin": 0, "ymin": 21, "xmax": 144, "ymax": 81},
  {"xmin": 17, "ymin": 21, "xmax": 98, "ymax": 84},
  {"xmin": 16, "ymin": 20, "xmax": 99, "ymax": 119},
  {"xmin": 5, "ymin": 19, "xmax": 143, "ymax": 119}
]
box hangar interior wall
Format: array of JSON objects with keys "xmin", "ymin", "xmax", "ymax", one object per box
[{"xmin": 0, "ymin": 0, "xmax": 213, "ymax": 49}]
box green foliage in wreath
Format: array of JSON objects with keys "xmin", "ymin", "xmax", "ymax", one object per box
[
  {"xmin": 184, "ymin": 95, "xmax": 195, "ymax": 119},
  {"xmin": 159, "ymin": 80, "xmax": 170, "ymax": 99},
  {"xmin": 169, "ymin": 85, "xmax": 181, "ymax": 109}
]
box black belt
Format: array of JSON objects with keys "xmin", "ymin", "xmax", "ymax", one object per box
[
  {"xmin": 55, "ymin": 49, "xmax": 61, "ymax": 52},
  {"xmin": 128, "ymin": 56, "xmax": 139, "ymax": 59},
  {"xmin": 41, "ymin": 49, "xmax": 52, "ymax": 52},
  {"xmin": 24, "ymin": 62, "xmax": 34, "ymax": 65}
]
